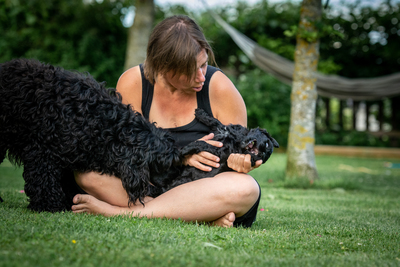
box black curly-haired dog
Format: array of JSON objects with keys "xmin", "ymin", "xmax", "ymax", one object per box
[
  {"xmin": 0, "ymin": 58, "xmax": 181, "ymax": 212},
  {"xmin": 0, "ymin": 58, "xmax": 278, "ymax": 212}
]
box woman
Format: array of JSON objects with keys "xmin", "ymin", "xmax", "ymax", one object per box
[{"xmin": 72, "ymin": 15, "xmax": 263, "ymax": 228}]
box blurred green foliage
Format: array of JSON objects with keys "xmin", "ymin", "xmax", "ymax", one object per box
[
  {"xmin": 316, "ymin": 130, "xmax": 392, "ymax": 147},
  {"xmin": 232, "ymin": 68, "xmax": 292, "ymax": 147},
  {"xmin": 0, "ymin": 0, "xmax": 131, "ymax": 86}
]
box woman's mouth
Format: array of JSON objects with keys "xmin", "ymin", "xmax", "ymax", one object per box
[{"xmin": 193, "ymin": 83, "xmax": 204, "ymax": 92}]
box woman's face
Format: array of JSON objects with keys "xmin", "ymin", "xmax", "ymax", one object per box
[{"xmin": 165, "ymin": 49, "xmax": 208, "ymax": 93}]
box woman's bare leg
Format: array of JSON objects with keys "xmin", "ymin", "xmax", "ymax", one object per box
[
  {"xmin": 72, "ymin": 194, "xmax": 236, "ymax": 227},
  {"xmin": 74, "ymin": 171, "xmax": 131, "ymax": 207},
  {"xmin": 73, "ymin": 171, "xmax": 259, "ymax": 227}
]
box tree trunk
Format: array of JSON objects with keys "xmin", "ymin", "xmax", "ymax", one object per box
[
  {"xmin": 324, "ymin": 97, "xmax": 330, "ymax": 130},
  {"xmin": 285, "ymin": 0, "xmax": 321, "ymax": 181},
  {"xmin": 124, "ymin": 0, "xmax": 154, "ymax": 71}
]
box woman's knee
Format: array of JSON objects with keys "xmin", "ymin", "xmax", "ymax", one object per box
[
  {"xmin": 216, "ymin": 172, "xmax": 260, "ymax": 205},
  {"xmin": 74, "ymin": 171, "xmax": 102, "ymax": 192},
  {"xmin": 234, "ymin": 174, "xmax": 259, "ymax": 201}
]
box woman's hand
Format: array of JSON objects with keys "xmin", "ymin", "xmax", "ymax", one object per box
[
  {"xmin": 183, "ymin": 133, "xmax": 222, "ymax": 172},
  {"xmin": 227, "ymin": 153, "xmax": 262, "ymax": 174}
]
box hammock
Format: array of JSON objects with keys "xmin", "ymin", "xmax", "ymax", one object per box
[{"xmin": 210, "ymin": 11, "xmax": 400, "ymax": 101}]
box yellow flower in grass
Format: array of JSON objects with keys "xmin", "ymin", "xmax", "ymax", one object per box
[{"xmin": 72, "ymin": 240, "xmax": 76, "ymax": 244}]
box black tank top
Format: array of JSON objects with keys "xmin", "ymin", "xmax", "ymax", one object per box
[{"xmin": 140, "ymin": 64, "xmax": 220, "ymax": 148}]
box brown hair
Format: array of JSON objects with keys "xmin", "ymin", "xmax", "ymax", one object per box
[{"xmin": 143, "ymin": 15, "xmax": 216, "ymax": 84}]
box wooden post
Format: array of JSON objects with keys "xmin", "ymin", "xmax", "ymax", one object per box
[
  {"xmin": 366, "ymin": 102, "xmax": 370, "ymax": 131},
  {"xmin": 378, "ymin": 101, "xmax": 384, "ymax": 131},
  {"xmin": 325, "ymin": 98, "xmax": 330, "ymax": 130},
  {"xmin": 353, "ymin": 101, "xmax": 359, "ymax": 130},
  {"xmin": 339, "ymin": 99, "xmax": 343, "ymax": 130}
]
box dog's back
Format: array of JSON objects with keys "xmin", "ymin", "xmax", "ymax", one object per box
[
  {"xmin": 0, "ymin": 59, "xmax": 119, "ymax": 165},
  {"xmin": 0, "ymin": 58, "xmax": 182, "ymax": 211}
]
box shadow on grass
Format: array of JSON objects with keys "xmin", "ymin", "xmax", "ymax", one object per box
[{"xmin": 282, "ymin": 176, "xmax": 360, "ymax": 191}]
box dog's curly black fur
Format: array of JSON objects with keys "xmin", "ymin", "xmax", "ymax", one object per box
[{"xmin": 0, "ymin": 58, "xmax": 278, "ymax": 212}]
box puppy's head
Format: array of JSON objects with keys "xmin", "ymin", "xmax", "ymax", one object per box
[{"xmin": 241, "ymin": 128, "xmax": 279, "ymax": 165}]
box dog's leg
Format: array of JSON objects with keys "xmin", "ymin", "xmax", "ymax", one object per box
[
  {"xmin": 0, "ymin": 144, "xmax": 6, "ymax": 166},
  {"xmin": 60, "ymin": 170, "xmax": 83, "ymax": 209},
  {"xmin": 0, "ymin": 146, "xmax": 6, "ymax": 202},
  {"xmin": 23, "ymin": 160, "xmax": 69, "ymax": 212}
]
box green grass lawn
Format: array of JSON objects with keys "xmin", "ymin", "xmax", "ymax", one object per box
[{"xmin": 1, "ymin": 154, "xmax": 399, "ymax": 267}]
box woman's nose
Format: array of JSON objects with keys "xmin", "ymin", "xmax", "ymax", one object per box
[{"xmin": 196, "ymin": 67, "xmax": 206, "ymax": 83}]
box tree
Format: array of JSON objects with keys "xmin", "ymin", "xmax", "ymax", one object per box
[
  {"xmin": 285, "ymin": 0, "xmax": 321, "ymax": 181},
  {"xmin": 124, "ymin": 0, "xmax": 154, "ymax": 70},
  {"xmin": 0, "ymin": 0, "xmax": 129, "ymax": 87}
]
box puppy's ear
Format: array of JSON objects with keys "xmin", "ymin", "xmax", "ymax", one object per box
[
  {"xmin": 261, "ymin": 128, "xmax": 279, "ymax": 148},
  {"xmin": 271, "ymin": 137, "xmax": 279, "ymax": 148}
]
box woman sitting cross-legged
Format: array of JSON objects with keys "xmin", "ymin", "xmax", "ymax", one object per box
[{"xmin": 71, "ymin": 15, "xmax": 263, "ymax": 228}]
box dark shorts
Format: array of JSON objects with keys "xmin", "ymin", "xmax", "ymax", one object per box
[{"xmin": 233, "ymin": 180, "xmax": 261, "ymax": 228}]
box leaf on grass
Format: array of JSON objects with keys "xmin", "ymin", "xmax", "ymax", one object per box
[{"xmin": 203, "ymin": 242, "xmax": 222, "ymax": 250}]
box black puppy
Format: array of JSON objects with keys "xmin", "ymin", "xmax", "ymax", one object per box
[
  {"xmin": 0, "ymin": 58, "xmax": 278, "ymax": 212},
  {"xmin": 154, "ymin": 108, "xmax": 279, "ymax": 192}
]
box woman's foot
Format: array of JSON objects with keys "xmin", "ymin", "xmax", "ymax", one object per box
[
  {"xmin": 71, "ymin": 194, "xmax": 122, "ymax": 217},
  {"xmin": 209, "ymin": 212, "xmax": 235, "ymax": 228}
]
